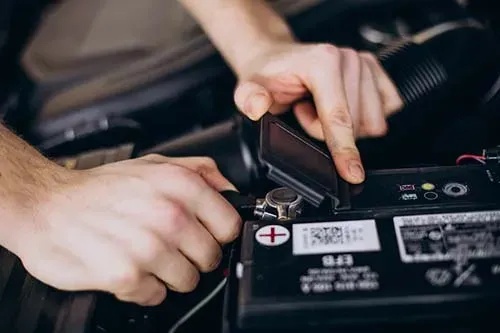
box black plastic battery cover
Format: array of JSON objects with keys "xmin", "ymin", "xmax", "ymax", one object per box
[{"xmin": 259, "ymin": 113, "xmax": 350, "ymax": 210}]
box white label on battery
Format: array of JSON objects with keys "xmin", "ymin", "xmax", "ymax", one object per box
[
  {"xmin": 394, "ymin": 210, "xmax": 500, "ymax": 263},
  {"xmin": 292, "ymin": 220, "xmax": 381, "ymax": 255},
  {"xmin": 300, "ymin": 264, "xmax": 380, "ymax": 294}
]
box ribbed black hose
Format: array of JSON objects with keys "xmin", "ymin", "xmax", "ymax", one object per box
[
  {"xmin": 378, "ymin": 21, "xmax": 500, "ymax": 110},
  {"xmin": 379, "ymin": 40, "xmax": 448, "ymax": 105}
]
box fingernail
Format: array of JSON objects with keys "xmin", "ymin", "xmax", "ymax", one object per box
[
  {"xmin": 227, "ymin": 184, "xmax": 239, "ymax": 192},
  {"xmin": 245, "ymin": 92, "xmax": 270, "ymax": 120},
  {"xmin": 348, "ymin": 160, "xmax": 365, "ymax": 182}
]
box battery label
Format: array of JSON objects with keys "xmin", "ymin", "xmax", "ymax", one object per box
[
  {"xmin": 292, "ymin": 220, "xmax": 381, "ymax": 256},
  {"xmin": 394, "ymin": 210, "xmax": 500, "ymax": 263},
  {"xmin": 300, "ymin": 262, "xmax": 380, "ymax": 294}
]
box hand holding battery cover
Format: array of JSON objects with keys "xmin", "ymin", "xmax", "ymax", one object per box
[
  {"xmin": 179, "ymin": 0, "xmax": 403, "ymax": 185},
  {"xmin": 234, "ymin": 44, "xmax": 403, "ymax": 185}
]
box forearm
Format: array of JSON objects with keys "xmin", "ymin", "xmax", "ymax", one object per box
[
  {"xmin": 0, "ymin": 124, "xmax": 63, "ymax": 252},
  {"xmin": 178, "ymin": 0, "xmax": 295, "ymax": 76}
]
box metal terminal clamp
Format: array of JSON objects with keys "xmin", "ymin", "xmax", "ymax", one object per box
[{"xmin": 254, "ymin": 187, "xmax": 304, "ymax": 221}]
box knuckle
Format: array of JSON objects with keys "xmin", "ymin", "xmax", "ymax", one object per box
[
  {"xmin": 330, "ymin": 144, "xmax": 360, "ymax": 156},
  {"xmin": 341, "ymin": 47, "xmax": 358, "ymax": 58},
  {"xmin": 138, "ymin": 233, "xmax": 164, "ymax": 262},
  {"xmin": 174, "ymin": 165, "xmax": 207, "ymax": 189},
  {"xmin": 327, "ymin": 107, "xmax": 353, "ymax": 129},
  {"xmin": 314, "ymin": 43, "xmax": 340, "ymax": 57},
  {"xmin": 199, "ymin": 156, "xmax": 218, "ymax": 169},
  {"xmin": 311, "ymin": 44, "xmax": 341, "ymax": 66},
  {"xmin": 144, "ymin": 153, "xmax": 163, "ymax": 160},
  {"xmin": 170, "ymin": 164, "xmax": 196, "ymax": 179},
  {"xmin": 139, "ymin": 153, "xmax": 166, "ymax": 165},
  {"xmin": 360, "ymin": 51, "xmax": 377, "ymax": 62},
  {"xmin": 163, "ymin": 203, "xmax": 189, "ymax": 234},
  {"xmin": 194, "ymin": 157, "xmax": 219, "ymax": 178},
  {"xmin": 348, "ymin": 49, "xmax": 362, "ymax": 66},
  {"xmin": 110, "ymin": 263, "xmax": 142, "ymax": 292},
  {"xmin": 164, "ymin": 201, "xmax": 186, "ymax": 221}
]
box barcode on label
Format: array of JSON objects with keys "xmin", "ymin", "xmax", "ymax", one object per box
[
  {"xmin": 292, "ymin": 220, "xmax": 381, "ymax": 255},
  {"xmin": 310, "ymin": 226, "xmax": 344, "ymax": 246}
]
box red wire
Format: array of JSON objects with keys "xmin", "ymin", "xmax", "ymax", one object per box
[{"xmin": 456, "ymin": 154, "xmax": 485, "ymax": 165}]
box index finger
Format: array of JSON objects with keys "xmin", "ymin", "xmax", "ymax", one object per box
[
  {"xmin": 139, "ymin": 155, "xmax": 242, "ymax": 243},
  {"xmin": 140, "ymin": 154, "xmax": 237, "ymax": 192},
  {"xmin": 301, "ymin": 45, "xmax": 365, "ymax": 184}
]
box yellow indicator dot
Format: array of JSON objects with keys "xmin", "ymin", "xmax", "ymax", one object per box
[{"xmin": 421, "ymin": 183, "xmax": 435, "ymax": 191}]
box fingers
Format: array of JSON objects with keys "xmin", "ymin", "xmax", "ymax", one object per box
[
  {"xmin": 107, "ymin": 225, "xmax": 203, "ymax": 294},
  {"xmin": 359, "ymin": 52, "xmax": 404, "ymax": 115},
  {"xmin": 175, "ymin": 215, "xmax": 223, "ymax": 273},
  {"xmin": 81, "ymin": 210, "xmax": 212, "ymax": 299},
  {"xmin": 291, "ymin": 46, "xmax": 399, "ymax": 184},
  {"xmin": 115, "ymin": 275, "xmax": 167, "ymax": 306},
  {"xmin": 156, "ymin": 165, "xmax": 242, "ymax": 245},
  {"xmin": 166, "ymin": 156, "xmax": 238, "ymax": 192},
  {"xmin": 84, "ymin": 217, "xmax": 207, "ymax": 299},
  {"xmin": 293, "ymin": 101, "xmax": 324, "ymax": 140},
  {"xmin": 30, "ymin": 154, "xmax": 240, "ymax": 309},
  {"xmin": 295, "ymin": 48, "xmax": 385, "ymax": 141},
  {"xmin": 141, "ymin": 154, "xmax": 237, "ymax": 192},
  {"xmin": 339, "ymin": 48, "xmax": 362, "ymax": 137},
  {"xmin": 40, "ymin": 222, "xmax": 173, "ymax": 306},
  {"xmin": 138, "ymin": 154, "xmax": 240, "ymax": 255},
  {"xmin": 137, "ymin": 154, "xmax": 241, "ymax": 258},
  {"xmin": 138, "ymin": 157, "xmax": 242, "ymax": 245},
  {"xmin": 85, "ymin": 155, "xmax": 238, "ymax": 303},
  {"xmin": 148, "ymin": 244, "xmax": 201, "ymax": 293},
  {"xmin": 358, "ymin": 56, "xmax": 387, "ymax": 138},
  {"xmin": 301, "ymin": 44, "xmax": 365, "ymax": 184},
  {"xmin": 149, "ymin": 200, "xmax": 222, "ymax": 273},
  {"xmin": 234, "ymin": 81, "xmax": 273, "ymax": 120}
]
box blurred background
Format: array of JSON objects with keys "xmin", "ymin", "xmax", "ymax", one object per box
[
  {"xmin": 0, "ymin": 0, "xmax": 499, "ymax": 191},
  {"xmin": 1, "ymin": 1, "xmax": 500, "ymax": 332}
]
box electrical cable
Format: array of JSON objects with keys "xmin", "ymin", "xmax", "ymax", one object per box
[
  {"xmin": 456, "ymin": 154, "xmax": 486, "ymax": 165},
  {"xmin": 167, "ymin": 277, "xmax": 228, "ymax": 333}
]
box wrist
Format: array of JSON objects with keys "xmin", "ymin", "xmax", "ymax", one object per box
[
  {"xmin": 178, "ymin": 0, "xmax": 296, "ymax": 77},
  {"xmin": 0, "ymin": 162, "xmax": 74, "ymax": 256}
]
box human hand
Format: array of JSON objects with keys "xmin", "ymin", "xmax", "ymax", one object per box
[
  {"xmin": 15, "ymin": 155, "xmax": 241, "ymax": 306},
  {"xmin": 234, "ymin": 42, "xmax": 403, "ymax": 184}
]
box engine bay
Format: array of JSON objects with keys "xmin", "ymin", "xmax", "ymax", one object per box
[
  {"xmin": 1, "ymin": 1, "xmax": 500, "ymax": 333},
  {"xmin": 9, "ymin": 0, "xmax": 498, "ymax": 174}
]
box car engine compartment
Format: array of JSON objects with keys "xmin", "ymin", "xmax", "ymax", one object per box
[
  {"xmin": 2, "ymin": 0, "xmax": 497, "ymax": 175},
  {"xmin": 1, "ymin": 1, "xmax": 500, "ymax": 333}
]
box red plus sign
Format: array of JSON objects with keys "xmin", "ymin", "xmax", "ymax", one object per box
[{"xmin": 259, "ymin": 227, "xmax": 288, "ymax": 243}]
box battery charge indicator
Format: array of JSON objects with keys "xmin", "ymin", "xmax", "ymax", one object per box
[{"xmin": 421, "ymin": 183, "xmax": 435, "ymax": 191}]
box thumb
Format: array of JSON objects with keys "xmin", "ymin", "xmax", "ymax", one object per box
[{"xmin": 234, "ymin": 81, "xmax": 273, "ymax": 121}]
